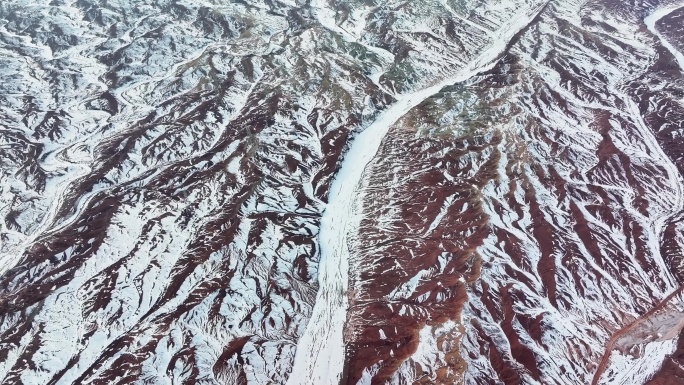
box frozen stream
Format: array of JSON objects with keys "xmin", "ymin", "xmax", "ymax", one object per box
[
  {"xmin": 285, "ymin": 2, "xmax": 550, "ymax": 384},
  {"xmin": 645, "ymin": 3, "xmax": 684, "ymax": 72}
]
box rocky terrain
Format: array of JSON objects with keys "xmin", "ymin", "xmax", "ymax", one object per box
[{"xmin": 1, "ymin": 0, "xmax": 684, "ymax": 384}]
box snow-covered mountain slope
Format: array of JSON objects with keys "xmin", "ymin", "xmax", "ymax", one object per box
[{"xmin": 1, "ymin": 0, "xmax": 684, "ymax": 384}]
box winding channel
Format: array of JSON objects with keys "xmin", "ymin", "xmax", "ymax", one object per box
[{"xmin": 286, "ymin": 2, "xmax": 550, "ymax": 384}]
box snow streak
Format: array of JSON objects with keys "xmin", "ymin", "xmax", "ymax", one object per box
[{"xmin": 286, "ymin": 3, "xmax": 549, "ymax": 384}]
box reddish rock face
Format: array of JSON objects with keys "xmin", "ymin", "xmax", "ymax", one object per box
[
  {"xmin": 343, "ymin": 130, "xmax": 497, "ymax": 384},
  {"xmin": 648, "ymin": 333, "xmax": 684, "ymax": 385},
  {"xmin": 2, "ymin": 0, "xmax": 684, "ymax": 384},
  {"xmin": 341, "ymin": 1, "xmax": 684, "ymax": 383}
]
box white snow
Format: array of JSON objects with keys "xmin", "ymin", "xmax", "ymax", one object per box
[
  {"xmin": 285, "ymin": 3, "xmax": 550, "ymax": 384},
  {"xmin": 598, "ymin": 340, "xmax": 677, "ymax": 385},
  {"xmin": 645, "ymin": 4, "xmax": 684, "ymax": 73}
]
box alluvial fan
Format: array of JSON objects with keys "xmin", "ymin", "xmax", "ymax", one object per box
[{"xmin": 1, "ymin": 0, "xmax": 684, "ymax": 384}]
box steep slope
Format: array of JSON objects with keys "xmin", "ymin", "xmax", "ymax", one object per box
[{"xmin": 339, "ymin": 0, "xmax": 684, "ymax": 384}]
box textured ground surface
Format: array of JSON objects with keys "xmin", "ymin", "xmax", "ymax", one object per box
[{"xmin": 1, "ymin": 0, "xmax": 684, "ymax": 384}]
